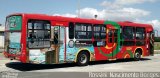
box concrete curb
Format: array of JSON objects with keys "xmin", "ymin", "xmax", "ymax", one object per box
[
  {"xmin": 154, "ymin": 50, "xmax": 160, "ymax": 51},
  {"xmin": 154, "ymin": 50, "xmax": 160, "ymax": 54}
]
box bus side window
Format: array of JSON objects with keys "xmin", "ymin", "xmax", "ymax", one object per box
[
  {"xmin": 69, "ymin": 22, "xmax": 74, "ymax": 39},
  {"xmin": 27, "ymin": 20, "xmax": 51, "ymax": 48},
  {"xmin": 93, "ymin": 24, "xmax": 106, "ymax": 47}
]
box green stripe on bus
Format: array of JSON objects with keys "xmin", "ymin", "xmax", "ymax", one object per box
[{"xmin": 97, "ymin": 21, "xmax": 121, "ymax": 57}]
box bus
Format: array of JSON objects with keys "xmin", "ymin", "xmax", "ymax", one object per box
[{"xmin": 3, "ymin": 13, "xmax": 154, "ymax": 66}]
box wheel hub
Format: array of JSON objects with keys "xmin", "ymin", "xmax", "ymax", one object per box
[
  {"xmin": 80, "ymin": 54, "xmax": 87, "ymax": 64},
  {"xmin": 135, "ymin": 52, "xmax": 140, "ymax": 58}
]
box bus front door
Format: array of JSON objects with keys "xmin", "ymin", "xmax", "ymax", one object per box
[
  {"xmin": 49, "ymin": 26, "xmax": 65, "ymax": 64},
  {"xmin": 148, "ymin": 31, "xmax": 154, "ymax": 56}
]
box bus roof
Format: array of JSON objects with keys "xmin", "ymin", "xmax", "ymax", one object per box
[
  {"xmin": 7, "ymin": 13, "xmax": 105, "ymax": 24},
  {"xmin": 7, "ymin": 13, "xmax": 153, "ymax": 30},
  {"xmin": 118, "ymin": 21, "xmax": 152, "ymax": 28}
]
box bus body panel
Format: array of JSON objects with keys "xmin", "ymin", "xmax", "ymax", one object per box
[{"xmin": 4, "ymin": 13, "xmax": 154, "ymax": 64}]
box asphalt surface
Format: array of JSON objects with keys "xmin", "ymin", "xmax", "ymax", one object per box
[
  {"xmin": 0, "ymin": 53, "xmax": 160, "ymax": 78},
  {"xmin": 0, "ymin": 53, "xmax": 160, "ymax": 72}
]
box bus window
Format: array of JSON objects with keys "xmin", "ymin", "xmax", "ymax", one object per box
[
  {"xmin": 108, "ymin": 30, "xmax": 112, "ymax": 43},
  {"xmin": 75, "ymin": 23, "xmax": 92, "ymax": 39},
  {"xmin": 136, "ymin": 27, "xmax": 145, "ymax": 46},
  {"xmin": 27, "ymin": 20, "xmax": 51, "ymax": 48},
  {"xmin": 93, "ymin": 24, "xmax": 106, "ymax": 39},
  {"xmin": 114, "ymin": 29, "xmax": 118, "ymax": 42},
  {"xmin": 69, "ymin": 22, "xmax": 74, "ymax": 39},
  {"xmin": 93, "ymin": 24, "xmax": 106, "ymax": 47},
  {"xmin": 93, "ymin": 41, "xmax": 106, "ymax": 47},
  {"xmin": 122, "ymin": 26, "xmax": 135, "ymax": 40},
  {"xmin": 122, "ymin": 26, "xmax": 135, "ymax": 46},
  {"xmin": 136, "ymin": 27, "xmax": 145, "ymax": 40}
]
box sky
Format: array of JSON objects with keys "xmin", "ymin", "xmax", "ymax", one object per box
[{"xmin": 0, "ymin": 0, "xmax": 160, "ymax": 36}]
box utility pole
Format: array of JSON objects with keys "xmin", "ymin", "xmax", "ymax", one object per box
[{"xmin": 78, "ymin": 0, "xmax": 80, "ymax": 17}]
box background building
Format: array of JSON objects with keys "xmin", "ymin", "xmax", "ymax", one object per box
[{"xmin": 0, "ymin": 24, "xmax": 4, "ymax": 52}]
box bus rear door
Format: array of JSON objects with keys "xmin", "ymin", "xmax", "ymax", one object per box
[{"xmin": 107, "ymin": 25, "xmax": 118, "ymax": 60}]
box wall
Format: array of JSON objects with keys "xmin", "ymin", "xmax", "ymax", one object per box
[
  {"xmin": 0, "ymin": 33, "xmax": 4, "ymax": 48},
  {"xmin": 0, "ymin": 26, "xmax": 5, "ymax": 52}
]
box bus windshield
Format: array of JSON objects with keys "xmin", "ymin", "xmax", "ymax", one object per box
[
  {"xmin": 5, "ymin": 15, "xmax": 22, "ymax": 54},
  {"xmin": 6, "ymin": 16, "xmax": 22, "ymax": 31},
  {"xmin": 9, "ymin": 32, "xmax": 21, "ymax": 54}
]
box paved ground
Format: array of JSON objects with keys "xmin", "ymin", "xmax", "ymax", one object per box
[{"xmin": 0, "ymin": 53, "xmax": 160, "ymax": 72}]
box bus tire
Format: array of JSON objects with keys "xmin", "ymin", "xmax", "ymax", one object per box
[
  {"xmin": 134, "ymin": 50, "xmax": 141, "ymax": 61},
  {"xmin": 76, "ymin": 52, "xmax": 89, "ymax": 66}
]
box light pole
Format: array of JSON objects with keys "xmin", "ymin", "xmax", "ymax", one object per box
[
  {"xmin": 94, "ymin": 15, "xmax": 98, "ymax": 19},
  {"xmin": 78, "ymin": 0, "xmax": 80, "ymax": 17}
]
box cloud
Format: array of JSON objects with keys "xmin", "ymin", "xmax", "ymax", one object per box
[
  {"xmin": 57, "ymin": 7, "xmax": 150, "ymax": 21},
  {"xmin": 101, "ymin": 0, "xmax": 157, "ymax": 9},
  {"xmin": 148, "ymin": 20, "xmax": 160, "ymax": 36},
  {"xmin": 53, "ymin": 0, "xmax": 152, "ymax": 21},
  {"xmin": 53, "ymin": 8, "xmax": 159, "ymax": 36},
  {"xmin": 53, "ymin": 13, "xmax": 77, "ymax": 17},
  {"xmin": 116, "ymin": 0, "xmax": 156, "ymax": 5},
  {"xmin": 101, "ymin": 1, "xmax": 122, "ymax": 9},
  {"xmin": 147, "ymin": 20, "xmax": 160, "ymax": 28},
  {"xmin": 53, "ymin": 7, "xmax": 150, "ymax": 21},
  {"xmin": 134, "ymin": 19, "xmax": 160, "ymax": 36},
  {"xmin": 134, "ymin": 19, "xmax": 160, "ymax": 29},
  {"xmin": 146, "ymin": 20, "xmax": 160, "ymax": 34},
  {"xmin": 52, "ymin": 0, "xmax": 159, "ymax": 35}
]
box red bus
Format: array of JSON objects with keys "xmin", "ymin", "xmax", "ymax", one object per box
[{"xmin": 3, "ymin": 13, "xmax": 154, "ymax": 66}]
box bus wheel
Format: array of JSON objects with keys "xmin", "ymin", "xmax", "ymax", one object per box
[
  {"xmin": 77, "ymin": 52, "xmax": 89, "ymax": 66},
  {"xmin": 134, "ymin": 50, "xmax": 141, "ymax": 61}
]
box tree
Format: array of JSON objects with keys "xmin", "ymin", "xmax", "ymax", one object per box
[{"xmin": 155, "ymin": 37, "xmax": 160, "ymax": 42}]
